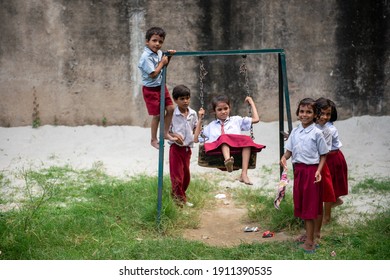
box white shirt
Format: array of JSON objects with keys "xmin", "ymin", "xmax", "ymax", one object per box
[
  {"xmin": 199, "ymin": 116, "xmax": 252, "ymax": 143},
  {"xmin": 316, "ymin": 123, "xmax": 332, "ymax": 151},
  {"xmin": 326, "ymin": 122, "xmax": 343, "ymax": 150},
  {"xmin": 285, "ymin": 123, "xmax": 329, "ymax": 164},
  {"xmin": 169, "ymin": 106, "xmax": 198, "ymax": 147}
]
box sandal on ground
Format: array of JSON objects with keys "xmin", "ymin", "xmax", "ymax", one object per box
[
  {"xmin": 262, "ymin": 230, "xmax": 275, "ymax": 238},
  {"xmin": 224, "ymin": 157, "xmax": 234, "ymax": 172}
]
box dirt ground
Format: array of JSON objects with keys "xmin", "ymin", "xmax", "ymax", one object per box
[{"xmin": 183, "ymin": 192, "xmax": 292, "ymax": 247}]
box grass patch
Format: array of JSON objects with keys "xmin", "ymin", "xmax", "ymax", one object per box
[
  {"xmin": 0, "ymin": 167, "xmax": 389, "ymax": 260},
  {"xmin": 351, "ymin": 177, "xmax": 390, "ymax": 193}
]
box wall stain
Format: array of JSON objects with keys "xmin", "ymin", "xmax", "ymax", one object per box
[{"xmin": 335, "ymin": 0, "xmax": 389, "ymax": 116}]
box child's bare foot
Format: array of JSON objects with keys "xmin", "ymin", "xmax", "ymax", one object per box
[
  {"xmin": 238, "ymin": 175, "xmax": 253, "ymax": 185},
  {"xmin": 332, "ymin": 198, "xmax": 344, "ymax": 208},
  {"xmin": 151, "ymin": 139, "xmax": 159, "ymax": 149}
]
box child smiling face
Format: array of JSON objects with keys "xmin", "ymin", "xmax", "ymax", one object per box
[
  {"xmin": 317, "ymin": 107, "xmax": 332, "ymax": 126},
  {"xmin": 298, "ymin": 104, "xmax": 316, "ymax": 128}
]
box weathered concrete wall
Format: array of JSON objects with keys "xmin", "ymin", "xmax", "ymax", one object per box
[{"xmin": 0, "ymin": 0, "xmax": 389, "ymax": 127}]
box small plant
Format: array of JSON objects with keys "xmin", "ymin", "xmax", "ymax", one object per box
[
  {"xmin": 102, "ymin": 116, "xmax": 107, "ymax": 127},
  {"xmin": 32, "ymin": 87, "xmax": 41, "ymax": 128}
]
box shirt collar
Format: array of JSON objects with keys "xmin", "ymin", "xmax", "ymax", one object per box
[
  {"xmin": 298, "ymin": 123, "xmax": 315, "ymax": 133},
  {"xmin": 217, "ymin": 117, "xmax": 230, "ymax": 124}
]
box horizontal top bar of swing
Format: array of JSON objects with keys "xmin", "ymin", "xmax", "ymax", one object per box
[{"xmin": 166, "ymin": 49, "xmax": 285, "ymax": 57}]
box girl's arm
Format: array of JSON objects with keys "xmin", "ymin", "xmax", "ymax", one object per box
[
  {"xmin": 245, "ymin": 96, "xmax": 260, "ymax": 124},
  {"xmin": 314, "ymin": 154, "xmax": 327, "ymax": 183},
  {"xmin": 280, "ymin": 150, "xmax": 292, "ymax": 170},
  {"xmin": 193, "ymin": 108, "xmax": 205, "ymax": 143}
]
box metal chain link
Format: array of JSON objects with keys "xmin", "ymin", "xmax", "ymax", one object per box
[
  {"xmin": 239, "ymin": 55, "xmax": 254, "ymax": 139},
  {"xmin": 199, "ymin": 57, "xmax": 208, "ymax": 140},
  {"xmin": 199, "ymin": 57, "xmax": 208, "ymax": 109}
]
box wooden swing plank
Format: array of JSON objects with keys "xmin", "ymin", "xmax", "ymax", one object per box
[{"xmin": 198, "ymin": 144, "xmax": 257, "ymax": 170}]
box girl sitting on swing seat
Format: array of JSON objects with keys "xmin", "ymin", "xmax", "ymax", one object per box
[{"xmin": 194, "ymin": 95, "xmax": 265, "ymax": 185}]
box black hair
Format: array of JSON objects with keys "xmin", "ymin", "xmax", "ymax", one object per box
[
  {"xmin": 211, "ymin": 95, "xmax": 230, "ymax": 112},
  {"xmin": 328, "ymin": 99, "xmax": 338, "ymax": 122},
  {"xmin": 145, "ymin": 27, "xmax": 166, "ymax": 41},
  {"xmin": 296, "ymin": 97, "xmax": 318, "ymax": 122},
  {"xmin": 315, "ymin": 97, "xmax": 332, "ymax": 116},
  {"xmin": 172, "ymin": 85, "xmax": 190, "ymax": 100}
]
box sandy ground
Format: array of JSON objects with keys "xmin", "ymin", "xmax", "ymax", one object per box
[{"xmin": 1, "ymin": 115, "xmax": 390, "ymax": 246}]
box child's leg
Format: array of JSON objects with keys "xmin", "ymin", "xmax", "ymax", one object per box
[
  {"xmin": 222, "ymin": 144, "xmax": 234, "ymax": 172},
  {"xmin": 239, "ymin": 147, "xmax": 252, "ymax": 184},
  {"xmin": 163, "ymin": 105, "xmax": 176, "ymax": 141},
  {"xmin": 332, "ymin": 197, "xmax": 344, "ymax": 208},
  {"xmin": 301, "ymin": 219, "xmax": 316, "ymax": 251},
  {"xmin": 151, "ymin": 115, "xmax": 160, "ymax": 149},
  {"xmin": 323, "ymin": 202, "xmax": 332, "ymax": 224},
  {"xmin": 221, "ymin": 144, "xmax": 231, "ymax": 161},
  {"xmin": 314, "ymin": 214, "xmax": 322, "ymax": 244}
]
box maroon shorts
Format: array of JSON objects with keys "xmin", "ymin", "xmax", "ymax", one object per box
[{"xmin": 142, "ymin": 85, "xmax": 173, "ymax": 116}]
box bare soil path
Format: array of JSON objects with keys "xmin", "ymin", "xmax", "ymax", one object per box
[{"xmin": 183, "ymin": 192, "xmax": 291, "ymax": 247}]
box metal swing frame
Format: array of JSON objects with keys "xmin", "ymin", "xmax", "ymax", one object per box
[{"xmin": 156, "ymin": 49, "xmax": 292, "ymax": 226}]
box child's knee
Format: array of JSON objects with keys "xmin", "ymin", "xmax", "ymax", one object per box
[{"xmin": 166, "ymin": 105, "xmax": 174, "ymax": 114}]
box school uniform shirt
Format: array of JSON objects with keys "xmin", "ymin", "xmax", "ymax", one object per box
[
  {"xmin": 315, "ymin": 123, "xmax": 332, "ymax": 151},
  {"xmin": 285, "ymin": 123, "xmax": 329, "ymax": 164},
  {"xmin": 326, "ymin": 122, "xmax": 343, "ymax": 150},
  {"xmin": 138, "ymin": 47, "xmax": 163, "ymax": 87},
  {"xmin": 200, "ymin": 116, "xmax": 252, "ymax": 143},
  {"xmin": 168, "ymin": 106, "xmax": 198, "ymax": 148}
]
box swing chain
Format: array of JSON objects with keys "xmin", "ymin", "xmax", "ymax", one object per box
[
  {"xmin": 240, "ymin": 55, "xmax": 255, "ymax": 140},
  {"xmin": 199, "ymin": 57, "xmax": 208, "ymax": 140},
  {"xmin": 199, "ymin": 57, "xmax": 208, "ymax": 110}
]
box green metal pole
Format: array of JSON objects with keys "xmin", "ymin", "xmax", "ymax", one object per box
[
  {"xmin": 278, "ymin": 54, "xmax": 284, "ymax": 176},
  {"xmin": 165, "ymin": 49, "xmax": 285, "ymax": 57},
  {"xmin": 156, "ymin": 66, "xmax": 167, "ymax": 228},
  {"xmin": 280, "ymin": 53, "xmax": 293, "ymax": 133}
]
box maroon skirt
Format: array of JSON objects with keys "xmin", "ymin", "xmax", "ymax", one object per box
[
  {"xmin": 204, "ymin": 134, "xmax": 266, "ymax": 155},
  {"xmin": 326, "ymin": 150, "xmax": 348, "ymax": 198},
  {"xmin": 293, "ymin": 163, "xmax": 323, "ymax": 220},
  {"xmin": 321, "ymin": 162, "xmax": 336, "ymax": 202}
]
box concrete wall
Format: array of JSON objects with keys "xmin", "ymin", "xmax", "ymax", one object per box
[{"xmin": 0, "ymin": 0, "xmax": 389, "ymax": 127}]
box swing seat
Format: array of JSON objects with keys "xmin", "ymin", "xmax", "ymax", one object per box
[{"xmin": 197, "ymin": 143, "xmax": 257, "ymax": 170}]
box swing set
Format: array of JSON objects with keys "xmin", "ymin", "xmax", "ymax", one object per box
[{"xmin": 156, "ymin": 49, "xmax": 293, "ymax": 226}]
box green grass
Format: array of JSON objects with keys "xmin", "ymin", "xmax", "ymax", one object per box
[{"xmin": 0, "ymin": 166, "xmax": 389, "ymax": 260}]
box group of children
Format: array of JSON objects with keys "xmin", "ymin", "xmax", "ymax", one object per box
[
  {"xmin": 138, "ymin": 27, "xmax": 265, "ymax": 207},
  {"xmin": 138, "ymin": 27, "xmax": 348, "ymax": 252}
]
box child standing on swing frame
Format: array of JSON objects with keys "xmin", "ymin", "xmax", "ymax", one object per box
[
  {"xmin": 195, "ymin": 94, "xmax": 265, "ymax": 185},
  {"xmin": 138, "ymin": 26, "xmax": 177, "ymax": 149},
  {"xmin": 280, "ymin": 98, "xmax": 329, "ymax": 253}
]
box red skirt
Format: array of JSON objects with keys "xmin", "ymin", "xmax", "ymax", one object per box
[
  {"xmin": 326, "ymin": 150, "xmax": 348, "ymax": 198},
  {"xmin": 204, "ymin": 134, "xmax": 265, "ymax": 155},
  {"xmin": 293, "ymin": 163, "xmax": 323, "ymax": 220},
  {"xmin": 321, "ymin": 163, "xmax": 336, "ymax": 202}
]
